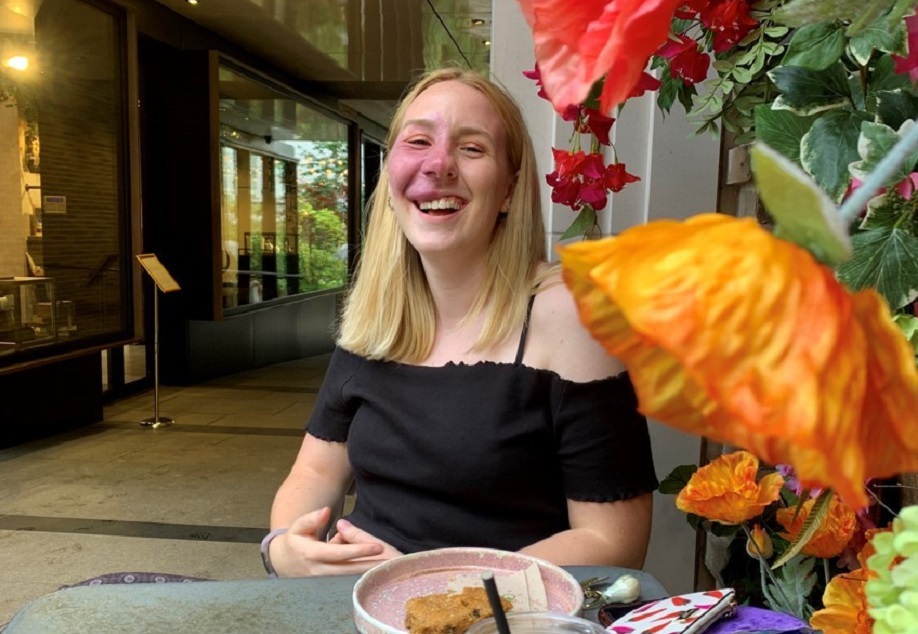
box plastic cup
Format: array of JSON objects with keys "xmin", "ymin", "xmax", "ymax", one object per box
[{"xmin": 466, "ymin": 612, "xmax": 607, "ymax": 633}]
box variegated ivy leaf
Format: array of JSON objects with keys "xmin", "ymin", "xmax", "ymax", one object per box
[
  {"xmin": 775, "ymin": 0, "xmax": 884, "ymax": 28},
  {"xmin": 801, "ymin": 110, "xmax": 870, "ymax": 201},
  {"xmin": 769, "ymin": 64, "xmax": 851, "ymax": 116},
  {"xmin": 876, "ymin": 88, "xmax": 918, "ymax": 130},
  {"xmin": 838, "ymin": 223, "xmax": 918, "ymax": 309},
  {"xmin": 750, "ymin": 143, "xmax": 853, "ymax": 266},
  {"xmin": 849, "ymin": 120, "xmax": 918, "ymax": 187},
  {"xmin": 783, "ymin": 22, "xmax": 847, "ymax": 69},
  {"xmin": 848, "ymin": 11, "xmax": 908, "ymax": 65},
  {"xmin": 755, "ymin": 106, "xmax": 819, "ymax": 164}
]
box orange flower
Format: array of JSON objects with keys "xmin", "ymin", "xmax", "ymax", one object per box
[
  {"xmin": 515, "ymin": 0, "xmax": 682, "ymax": 113},
  {"xmin": 777, "ymin": 496, "xmax": 857, "ymax": 558},
  {"xmin": 746, "ymin": 523, "xmax": 774, "ymax": 559},
  {"xmin": 809, "ymin": 568, "xmax": 872, "ymax": 634},
  {"xmin": 559, "ymin": 213, "xmax": 918, "ymax": 510},
  {"xmin": 676, "ymin": 451, "xmax": 784, "ymax": 524}
]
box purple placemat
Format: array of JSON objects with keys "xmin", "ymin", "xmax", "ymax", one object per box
[{"xmin": 706, "ymin": 606, "xmax": 812, "ymax": 633}]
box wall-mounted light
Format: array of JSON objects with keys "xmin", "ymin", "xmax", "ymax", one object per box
[
  {"xmin": 471, "ymin": 18, "xmax": 486, "ymax": 26},
  {"xmin": 186, "ymin": 0, "xmax": 199, "ymax": 5},
  {"xmin": 3, "ymin": 56, "xmax": 29, "ymax": 71},
  {"xmin": 484, "ymin": 40, "xmax": 491, "ymax": 47}
]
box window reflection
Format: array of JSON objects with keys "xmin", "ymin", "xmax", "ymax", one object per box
[
  {"xmin": 0, "ymin": 0, "xmax": 128, "ymax": 361},
  {"xmin": 219, "ymin": 65, "xmax": 349, "ymax": 310}
]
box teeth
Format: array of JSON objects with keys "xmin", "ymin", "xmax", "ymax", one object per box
[{"xmin": 418, "ymin": 198, "xmax": 462, "ymax": 211}]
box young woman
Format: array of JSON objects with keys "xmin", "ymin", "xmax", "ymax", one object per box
[{"xmin": 265, "ymin": 68, "xmax": 657, "ymax": 578}]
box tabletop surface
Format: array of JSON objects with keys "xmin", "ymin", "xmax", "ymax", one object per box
[{"xmin": 4, "ymin": 566, "xmax": 668, "ymax": 633}]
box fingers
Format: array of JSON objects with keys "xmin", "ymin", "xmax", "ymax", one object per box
[{"xmin": 288, "ymin": 506, "xmax": 332, "ymax": 539}]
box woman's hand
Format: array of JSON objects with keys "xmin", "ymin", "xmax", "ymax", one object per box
[
  {"xmin": 270, "ymin": 506, "xmax": 392, "ymax": 577},
  {"xmin": 328, "ymin": 518, "xmax": 403, "ymax": 562}
]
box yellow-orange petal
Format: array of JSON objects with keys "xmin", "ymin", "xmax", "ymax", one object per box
[
  {"xmin": 675, "ymin": 451, "xmax": 783, "ymax": 524},
  {"xmin": 809, "ymin": 569, "xmax": 872, "ymax": 634},
  {"xmin": 558, "ymin": 213, "xmax": 918, "ymax": 510},
  {"xmin": 746, "ymin": 523, "xmax": 774, "ymax": 559},
  {"xmin": 777, "ymin": 495, "xmax": 857, "ymax": 558}
]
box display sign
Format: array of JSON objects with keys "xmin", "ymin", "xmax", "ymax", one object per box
[
  {"xmin": 43, "ymin": 195, "xmax": 67, "ymax": 214},
  {"xmin": 136, "ymin": 254, "xmax": 181, "ymax": 293}
]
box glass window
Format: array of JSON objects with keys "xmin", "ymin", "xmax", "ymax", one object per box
[
  {"xmin": 219, "ymin": 65, "xmax": 350, "ymax": 310},
  {"xmin": 0, "ymin": 0, "xmax": 129, "ymax": 363}
]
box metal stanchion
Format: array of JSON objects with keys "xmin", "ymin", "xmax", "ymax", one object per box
[
  {"xmin": 135, "ymin": 253, "xmax": 180, "ymax": 429},
  {"xmin": 140, "ymin": 288, "xmax": 173, "ymax": 428}
]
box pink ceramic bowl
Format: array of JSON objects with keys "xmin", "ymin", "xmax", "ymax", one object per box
[{"xmin": 352, "ymin": 547, "xmax": 584, "ymax": 634}]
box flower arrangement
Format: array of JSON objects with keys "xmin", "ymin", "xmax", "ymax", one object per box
[
  {"xmin": 658, "ymin": 450, "xmax": 894, "ymax": 628},
  {"xmin": 514, "ymin": 0, "xmax": 918, "ymax": 631},
  {"xmin": 522, "ymin": 0, "xmax": 918, "ymax": 347}
]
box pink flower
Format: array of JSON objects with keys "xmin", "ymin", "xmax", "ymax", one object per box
[
  {"xmin": 893, "ymin": 9, "xmax": 918, "ymax": 82},
  {"xmin": 516, "ymin": 0, "xmax": 684, "ymax": 113}
]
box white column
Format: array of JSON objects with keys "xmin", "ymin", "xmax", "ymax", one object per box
[{"xmin": 491, "ymin": 1, "xmax": 721, "ymax": 595}]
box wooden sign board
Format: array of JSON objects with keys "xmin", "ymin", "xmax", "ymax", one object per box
[{"xmin": 136, "ymin": 254, "xmax": 181, "ymax": 293}]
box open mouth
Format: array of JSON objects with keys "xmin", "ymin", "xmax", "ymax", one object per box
[{"xmin": 416, "ymin": 197, "xmax": 465, "ymax": 216}]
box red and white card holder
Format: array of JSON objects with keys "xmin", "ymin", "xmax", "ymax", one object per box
[{"xmin": 606, "ymin": 588, "xmax": 737, "ymax": 634}]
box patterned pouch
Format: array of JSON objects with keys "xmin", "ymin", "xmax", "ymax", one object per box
[{"xmin": 606, "ymin": 588, "xmax": 737, "ymax": 634}]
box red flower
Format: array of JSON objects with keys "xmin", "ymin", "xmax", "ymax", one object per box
[
  {"xmin": 516, "ymin": 0, "xmax": 684, "ymax": 113},
  {"xmin": 657, "ymin": 34, "xmax": 711, "ymax": 85},
  {"xmin": 700, "ymin": 0, "xmax": 758, "ymax": 52},
  {"xmin": 581, "ymin": 108, "xmax": 615, "ymax": 146},
  {"xmin": 604, "ymin": 162, "xmax": 640, "ymax": 192},
  {"xmin": 627, "ymin": 72, "xmax": 662, "ymax": 99},
  {"xmin": 522, "ymin": 66, "xmax": 549, "ymax": 100},
  {"xmin": 675, "ymin": 0, "xmax": 712, "ymax": 19}
]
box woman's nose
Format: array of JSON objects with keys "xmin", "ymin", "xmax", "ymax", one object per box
[{"xmin": 422, "ymin": 146, "xmax": 457, "ymax": 179}]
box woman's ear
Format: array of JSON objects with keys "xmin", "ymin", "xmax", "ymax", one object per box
[{"xmin": 501, "ymin": 171, "xmax": 519, "ymax": 213}]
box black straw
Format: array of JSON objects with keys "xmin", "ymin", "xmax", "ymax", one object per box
[{"xmin": 481, "ymin": 571, "xmax": 511, "ymax": 634}]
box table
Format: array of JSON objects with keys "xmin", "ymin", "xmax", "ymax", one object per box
[{"xmin": 3, "ymin": 567, "xmax": 668, "ymax": 633}]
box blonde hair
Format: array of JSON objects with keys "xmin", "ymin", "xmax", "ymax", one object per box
[{"xmin": 338, "ymin": 68, "xmax": 546, "ymax": 363}]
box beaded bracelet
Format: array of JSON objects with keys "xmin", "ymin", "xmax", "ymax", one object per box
[{"xmin": 260, "ymin": 527, "xmax": 288, "ymax": 578}]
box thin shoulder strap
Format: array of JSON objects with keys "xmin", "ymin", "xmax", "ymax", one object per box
[{"xmin": 514, "ymin": 292, "xmax": 537, "ymax": 365}]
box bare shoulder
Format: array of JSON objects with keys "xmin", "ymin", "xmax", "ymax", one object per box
[{"xmin": 527, "ymin": 272, "xmax": 625, "ymax": 382}]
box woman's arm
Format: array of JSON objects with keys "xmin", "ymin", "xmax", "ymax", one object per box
[
  {"xmin": 268, "ymin": 434, "xmax": 386, "ymax": 577},
  {"xmin": 523, "ymin": 273, "xmax": 656, "ymax": 568},
  {"xmin": 520, "ymin": 494, "xmax": 653, "ymax": 568}
]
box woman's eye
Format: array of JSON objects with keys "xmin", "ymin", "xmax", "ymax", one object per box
[
  {"xmin": 406, "ymin": 138, "xmax": 430, "ymax": 147},
  {"xmin": 462, "ymin": 145, "xmax": 484, "ymax": 154}
]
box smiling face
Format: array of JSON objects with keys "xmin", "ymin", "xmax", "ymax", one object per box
[{"xmin": 387, "ymin": 80, "xmax": 515, "ymax": 262}]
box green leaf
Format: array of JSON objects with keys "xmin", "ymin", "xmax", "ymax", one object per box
[
  {"xmin": 751, "ymin": 143, "xmax": 853, "ymax": 265},
  {"xmin": 848, "ymin": 14, "xmax": 908, "ymax": 65},
  {"xmin": 761, "ymin": 555, "xmax": 818, "ymax": 620},
  {"xmin": 861, "ymin": 190, "xmax": 911, "ymax": 230},
  {"xmin": 783, "ymin": 22, "xmax": 847, "ymax": 69},
  {"xmin": 850, "ymin": 120, "xmax": 918, "ymax": 186},
  {"xmin": 838, "ymin": 226, "xmax": 918, "ymax": 309},
  {"xmin": 868, "ymin": 54, "xmax": 913, "ymax": 96},
  {"xmin": 875, "ymin": 89, "xmax": 918, "ymax": 130},
  {"xmin": 893, "ymin": 313, "xmax": 918, "ymax": 357},
  {"xmin": 559, "ymin": 206, "xmax": 597, "ymax": 241},
  {"xmin": 800, "ymin": 109, "xmax": 871, "ymax": 201},
  {"xmin": 769, "ymin": 63, "xmax": 851, "ymax": 115},
  {"xmin": 774, "ymin": 0, "xmax": 879, "ymax": 27},
  {"xmin": 765, "ymin": 25, "xmax": 791, "ymax": 38},
  {"xmin": 658, "ymin": 464, "xmax": 698, "ymax": 495},
  {"xmin": 773, "ymin": 489, "xmax": 834, "ymax": 569},
  {"xmin": 755, "ymin": 107, "xmax": 820, "ymax": 164}
]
